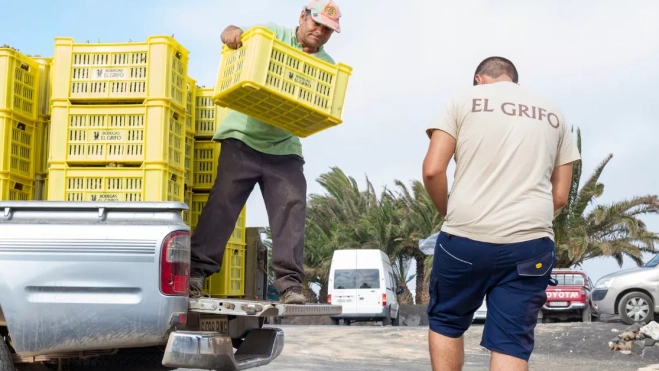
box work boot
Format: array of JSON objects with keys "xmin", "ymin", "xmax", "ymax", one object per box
[
  {"xmin": 189, "ymin": 274, "xmax": 206, "ymax": 299},
  {"xmin": 280, "ymin": 286, "xmax": 306, "ymax": 305}
]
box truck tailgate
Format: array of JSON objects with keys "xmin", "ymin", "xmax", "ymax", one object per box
[
  {"xmin": 0, "ymin": 201, "xmax": 189, "ymax": 356},
  {"xmin": 545, "ymin": 287, "xmax": 583, "ymax": 308}
]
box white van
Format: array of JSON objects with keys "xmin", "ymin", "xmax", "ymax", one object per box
[{"xmin": 328, "ymin": 249, "xmax": 404, "ymax": 326}]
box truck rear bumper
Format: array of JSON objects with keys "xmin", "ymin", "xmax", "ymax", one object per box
[
  {"xmin": 162, "ymin": 328, "xmax": 284, "ymax": 371},
  {"xmin": 542, "ymin": 303, "xmax": 586, "ymax": 311}
]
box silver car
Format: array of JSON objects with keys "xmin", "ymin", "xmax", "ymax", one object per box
[{"xmin": 592, "ymin": 254, "xmax": 659, "ymax": 325}]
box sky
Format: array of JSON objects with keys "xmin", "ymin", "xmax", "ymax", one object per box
[{"xmin": 5, "ymin": 0, "xmax": 659, "ymax": 285}]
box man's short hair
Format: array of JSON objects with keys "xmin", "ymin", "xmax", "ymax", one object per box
[{"xmin": 473, "ymin": 56, "xmax": 519, "ymax": 85}]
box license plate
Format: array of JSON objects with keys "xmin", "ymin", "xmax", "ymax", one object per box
[
  {"xmin": 549, "ymin": 301, "xmax": 568, "ymax": 307},
  {"xmin": 337, "ymin": 298, "xmax": 352, "ymax": 303},
  {"xmin": 199, "ymin": 316, "xmax": 229, "ymax": 334}
]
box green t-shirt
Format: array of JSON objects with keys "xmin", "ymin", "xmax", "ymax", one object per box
[{"xmin": 213, "ymin": 23, "xmax": 336, "ymax": 158}]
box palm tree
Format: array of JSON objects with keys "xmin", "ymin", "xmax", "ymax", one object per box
[
  {"xmin": 394, "ymin": 180, "xmax": 443, "ymax": 304},
  {"xmin": 553, "ymin": 128, "xmax": 659, "ymax": 267}
]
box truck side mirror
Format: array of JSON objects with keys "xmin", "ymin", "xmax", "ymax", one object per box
[{"xmin": 396, "ymin": 286, "xmax": 404, "ymax": 296}]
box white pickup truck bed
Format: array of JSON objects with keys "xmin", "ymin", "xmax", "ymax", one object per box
[{"xmin": 0, "ymin": 201, "xmax": 340, "ymax": 371}]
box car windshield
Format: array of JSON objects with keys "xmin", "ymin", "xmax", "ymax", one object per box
[
  {"xmin": 334, "ymin": 269, "xmax": 380, "ymax": 289},
  {"xmin": 645, "ymin": 254, "xmax": 659, "ymax": 268},
  {"xmin": 551, "ymin": 273, "xmax": 585, "ymax": 286}
]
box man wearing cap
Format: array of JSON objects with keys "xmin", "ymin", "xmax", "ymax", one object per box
[
  {"xmin": 422, "ymin": 56, "xmax": 581, "ymax": 370},
  {"xmin": 188, "ymin": 0, "xmax": 342, "ymax": 305}
]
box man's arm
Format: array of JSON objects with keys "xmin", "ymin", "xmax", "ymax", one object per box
[
  {"xmin": 423, "ymin": 129, "xmax": 456, "ymax": 217},
  {"xmin": 550, "ymin": 163, "xmax": 573, "ymax": 212}
]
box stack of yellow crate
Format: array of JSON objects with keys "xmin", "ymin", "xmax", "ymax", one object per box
[
  {"xmin": 0, "ymin": 46, "xmax": 42, "ymax": 201},
  {"xmin": 192, "ymin": 87, "xmax": 246, "ymax": 298},
  {"xmin": 46, "ymin": 36, "xmax": 190, "ymax": 202}
]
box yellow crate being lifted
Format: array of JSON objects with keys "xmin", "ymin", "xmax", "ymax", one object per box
[
  {"xmin": 0, "ymin": 47, "xmax": 40, "ymax": 121},
  {"xmin": 49, "ymin": 99, "xmax": 186, "ymax": 168},
  {"xmin": 51, "ymin": 36, "xmax": 189, "ymax": 109},
  {"xmin": 47, "ymin": 162, "xmax": 185, "ymax": 202},
  {"xmin": 213, "ymin": 26, "xmax": 352, "ymax": 138},
  {"xmin": 194, "ymin": 88, "xmax": 228, "ymax": 139},
  {"xmin": 192, "ymin": 140, "xmax": 220, "ymax": 191}
]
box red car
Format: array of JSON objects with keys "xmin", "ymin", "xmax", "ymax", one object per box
[{"xmin": 538, "ymin": 268, "xmax": 597, "ymax": 323}]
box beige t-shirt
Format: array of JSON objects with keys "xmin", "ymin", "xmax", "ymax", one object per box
[{"xmin": 427, "ymin": 81, "xmax": 581, "ymax": 244}]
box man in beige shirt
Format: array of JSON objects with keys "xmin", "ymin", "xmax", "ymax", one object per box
[{"xmin": 423, "ymin": 56, "xmax": 581, "ymax": 371}]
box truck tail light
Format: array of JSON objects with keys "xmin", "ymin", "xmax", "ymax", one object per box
[
  {"xmin": 382, "ymin": 293, "xmax": 387, "ymax": 307},
  {"xmin": 327, "ymin": 294, "xmax": 332, "ymax": 304},
  {"xmin": 160, "ymin": 231, "xmax": 191, "ymax": 296}
]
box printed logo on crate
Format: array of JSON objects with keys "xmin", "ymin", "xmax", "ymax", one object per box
[
  {"xmin": 89, "ymin": 194, "xmax": 122, "ymax": 202},
  {"xmin": 92, "ymin": 130, "xmax": 124, "ymax": 141},
  {"xmin": 287, "ymin": 72, "xmax": 312, "ymax": 89},
  {"xmin": 91, "ymin": 68, "xmax": 131, "ymax": 80}
]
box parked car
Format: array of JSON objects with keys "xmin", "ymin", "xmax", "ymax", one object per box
[
  {"xmin": 592, "ymin": 254, "xmax": 659, "ymax": 325},
  {"xmin": 473, "ymin": 301, "xmax": 488, "ymax": 322},
  {"xmin": 328, "ymin": 249, "xmax": 404, "ymax": 326},
  {"xmin": 539, "ymin": 268, "xmax": 597, "ymax": 323}
]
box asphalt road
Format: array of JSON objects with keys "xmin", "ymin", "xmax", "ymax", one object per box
[{"xmin": 213, "ymin": 322, "xmax": 659, "ymax": 371}]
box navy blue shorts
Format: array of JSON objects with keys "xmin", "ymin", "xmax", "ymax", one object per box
[{"xmin": 427, "ymin": 232, "xmax": 555, "ymax": 361}]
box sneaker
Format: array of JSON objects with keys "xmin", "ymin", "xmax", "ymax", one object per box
[
  {"xmin": 189, "ymin": 274, "xmax": 206, "ymax": 299},
  {"xmin": 280, "ymin": 286, "xmax": 306, "ymax": 305}
]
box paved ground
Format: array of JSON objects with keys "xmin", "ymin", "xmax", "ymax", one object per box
[{"xmin": 241, "ymin": 322, "xmax": 659, "ymax": 371}]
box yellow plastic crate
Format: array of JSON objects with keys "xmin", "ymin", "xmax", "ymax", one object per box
[
  {"xmin": 203, "ymin": 242, "xmax": 246, "ymax": 297},
  {"xmin": 0, "ymin": 172, "xmax": 34, "ymax": 200},
  {"xmin": 31, "ymin": 57, "xmax": 52, "ymax": 116},
  {"xmin": 190, "ymin": 192, "xmax": 246, "ymax": 243},
  {"xmin": 51, "ymin": 36, "xmax": 189, "ymax": 108},
  {"xmin": 182, "ymin": 189, "xmax": 192, "ymax": 226},
  {"xmin": 194, "ymin": 88, "xmax": 229, "ymax": 138},
  {"xmin": 35, "ymin": 174, "xmax": 46, "ymax": 201},
  {"xmin": 185, "ymin": 76, "xmax": 196, "ymax": 133},
  {"xmin": 46, "ymin": 162, "xmax": 184, "ymax": 202},
  {"xmin": 0, "ymin": 48, "xmax": 40, "ymax": 121},
  {"xmin": 212, "ymin": 26, "xmax": 352, "ymax": 138},
  {"xmin": 35, "ymin": 114, "xmax": 49, "ymax": 175},
  {"xmin": 0, "ymin": 110, "xmax": 37, "ymax": 178},
  {"xmin": 192, "ymin": 140, "xmax": 220, "ymax": 191},
  {"xmin": 49, "ymin": 99, "xmax": 185, "ymax": 168},
  {"xmin": 184, "ymin": 132, "xmax": 194, "ymax": 187}
]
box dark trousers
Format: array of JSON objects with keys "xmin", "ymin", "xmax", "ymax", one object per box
[{"xmin": 190, "ymin": 138, "xmax": 307, "ymax": 293}]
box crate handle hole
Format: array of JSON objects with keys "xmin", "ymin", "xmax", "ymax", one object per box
[
  {"xmin": 16, "ymin": 123, "xmax": 26, "ymax": 131},
  {"xmin": 175, "ymin": 51, "xmax": 182, "ymax": 60},
  {"xmin": 13, "ymin": 183, "xmax": 24, "ymax": 191},
  {"xmin": 172, "ymin": 112, "xmax": 179, "ymax": 120},
  {"xmin": 20, "ymin": 63, "xmax": 29, "ymax": 72}
]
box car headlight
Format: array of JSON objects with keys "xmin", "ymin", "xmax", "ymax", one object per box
[{"xmin": 595, "ymin": 277, "xmax": 614, "ymax": 289}]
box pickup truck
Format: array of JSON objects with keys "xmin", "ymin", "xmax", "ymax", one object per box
[
  {"xmin": 0, "ymin": 201, "xmax": 341, "ymax": 371},
  {"xmin": 538, "ymin": 268, "xmax": 596, "ymax": 323}
]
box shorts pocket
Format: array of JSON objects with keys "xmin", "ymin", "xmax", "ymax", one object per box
[
  {"xmin": 436, "ymin": 243, "xmax": 473, "ymax": 286},
  {"xmin": 507, "ymin": 248, "xmax": 555, "ymax": 292}
]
